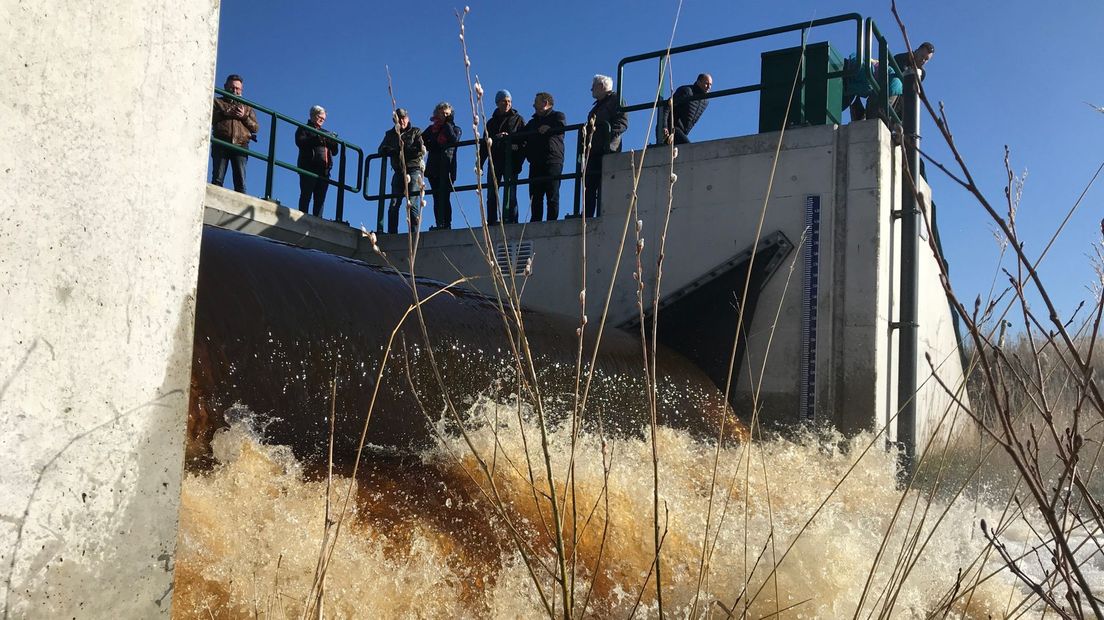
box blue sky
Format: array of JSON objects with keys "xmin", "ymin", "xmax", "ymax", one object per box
[{"xmin": 213, "ymin": 0, "xmax": 1103, "ymax": 320}]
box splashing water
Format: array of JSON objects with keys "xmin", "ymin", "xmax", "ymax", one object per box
[{"xmin": 172, "ymin": 398, "xmax": 1087, "ymax": 619}]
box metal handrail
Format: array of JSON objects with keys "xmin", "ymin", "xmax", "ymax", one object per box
[
  {"xmin": 363, "ymin": 121, "xmax": 609, "ymax": 232},
  {"xmin": 864, "ymin": 18, "xmax": 904, "ymax": 127},
  {"xmin": 211, "ymin": 87, "xmax": 365, "ymax": 221},
  {"xmin": 614, "ymin": 13, "xmax": 908, "ymax": 134},
  {"xmin": 615, "ymin": 14, "xmax": 864, "ymax": 114}
]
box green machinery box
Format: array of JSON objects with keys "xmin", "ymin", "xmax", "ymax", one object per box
[{"xmin": 758, "ymin": 41, "xmax": 843, "ymax": 133}]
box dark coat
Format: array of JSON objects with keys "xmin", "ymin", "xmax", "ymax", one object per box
[
  {"xmin": 480, "ymin": 108, "xmax": 526, "ymax": 174},
  {"xmin": 665, "ymin": 83, "xmax": 709, "ymax": 137},
  {"xmin": 587, "ymin": 91, "xmax": 628, "ymax": 154},
  {"xmin": 423, "ymin": 119, "xmax": 462, "ymax": 182},
  {"xmin": 893, "ymin": 51, "xmax": 928, "ymax": 82},
  {"xmin": 377, "ymin": 125, "xmax": 425, "ymax": 173},
  {"xmin": 295, "ymin": 123, "xmax": 340, "ymax": 173},
  {"xmin": 523, "ymin": 110, "xmax": 566, "ymax": 166}
]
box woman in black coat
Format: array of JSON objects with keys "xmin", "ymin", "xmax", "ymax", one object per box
[{"xmin": 422, "ymin": 101, "xmax": 462, "ymax": 230}]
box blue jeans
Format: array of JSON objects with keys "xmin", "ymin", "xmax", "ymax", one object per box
[
  {"xmin": 211, "ymin": 144, "xmax": 247, "ymax": 193},
  {"xmin": 486, "ymin": 167, "xmax": 519, "ymax": 225},
  {"xmin": 387, "ymin": 169, "xmax": 423, "ymax": 233}
]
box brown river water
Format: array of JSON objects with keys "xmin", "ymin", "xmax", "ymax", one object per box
[{"xmin": 169, "ymin": 397, "xmax": 1049, "ymax": 619}]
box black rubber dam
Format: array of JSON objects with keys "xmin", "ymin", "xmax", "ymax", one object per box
[{"xmin": 187, "ymin": 226, "xmax": 739, "ymax": 467}]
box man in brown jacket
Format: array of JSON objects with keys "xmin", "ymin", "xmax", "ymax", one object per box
[{"xmin": 211, "ymin": 74, "xmax": 259, "ymax": 193}]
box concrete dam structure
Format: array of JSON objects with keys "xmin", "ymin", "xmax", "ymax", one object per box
[
  {"xmin": 206, "ymin": 117, "xmax": 966, "ymax": 450},
  {"xmin": 2, "ymin": 3, "xmax": 968, "ymax": 615}
]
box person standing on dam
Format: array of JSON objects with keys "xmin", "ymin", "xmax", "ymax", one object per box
[
  {"xmin": 583, "ymin": 74, "xmax": 628, "ymax": 218},
  {"xmin": 524, "ymin": 91, "xmax": 566, "ymax": 222},
  {"xmin": 295, "ymin": 105, "xmax": 340, "ymax": 218},
  {"xmin": 480, "ymin": 89, "xmax": 526, "ymax": 225},
  {"xmin": 657, "ymin": 73, "xmax": 712, "ymax": 145},
  {"xmin": 423, "ymin": 101, "xmax": 462, "ymax": 230},
  {"xmin": 894, "ymin": 42, "xmax": 935, "ymax": 83},
  {"xmin": 378, "ymin": 108, "xmax": 425, "ymax": 234},
  {"xmin": 210, "ymin": 74, "xmax": 259, "ymax": 193},
  {"xmin": 845, "ymin": 41, "xmax": 933, "ymax": 123},
  {"xmin": 892, "ymin": 41, "xmax": 934, "ymax": 115}
]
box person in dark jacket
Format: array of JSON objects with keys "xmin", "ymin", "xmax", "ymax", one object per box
[
  {"xmin": 890, "ymin": 41, "xmax": 934, "ymax": 116},
  {"xmin": 377, "ymin": 108, "xmax": 425, "ymax": 234},
  {"xmin": 583, "ymin": 74, "xmax": 628, "ymax": 218},
  {"xmin": 893, "ymin": 42, "xmax": 934, "ymax": 83},
  {"xmin": 422, "ymin": 101, "xmax": 462, "ymax": 230},
  {"xmin": 210, "ymin": 74, "xmax": 259, "ymax": 193},
  {"xmin": 523, "ymin": 92, "xmax": 566, "ymax": 222},
  {"xmin": 657, "ymin": 73, "xmax": 712, "ymax": 145},
  {"xmin": 295, "ymin": 105, "xmax": 340, "ymax": 218},
  {"xmin": 480, "ymin": 89, "xmax": 526, "ymax": 225}
]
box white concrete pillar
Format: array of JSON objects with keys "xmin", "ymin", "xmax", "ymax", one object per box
[{"xmin": 0, "ymin": 1, "xmax": 219, "ymax": 616}]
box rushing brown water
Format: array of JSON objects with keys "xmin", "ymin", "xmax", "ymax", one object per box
[{"xmin": 171, "ymin": 398, "xmax": 1042, "ymax": 619}]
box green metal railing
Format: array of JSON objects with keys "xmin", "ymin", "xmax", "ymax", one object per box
[
  {"xmin": 215, "ymin": 14, "xmax": 909, "ymax": 230},
  {"xmin": 616, "ymin": 14, "xmax": 862, "ymax": 113},
  {"xmin": 614, "ymin": 13, "xmax": 902, "ymax": 130},
  {"xmin": 363, "ymin": 122, "xmax": 609, "ymax": 232},
  {"xmin": 211, "ymin": 87, "xmax": 365, "ymax": 221},
  {"xmin": 865, "ymin": 18, "xmax": 904, "ymax": 126}
]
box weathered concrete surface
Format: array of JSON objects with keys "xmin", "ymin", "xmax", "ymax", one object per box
[
  {"xmin": 910, "ymin": 173, "xmax": 966, "ymax": 448},
  {"xmin": 204, "ymin": 184, "xmax": 361, "ymax": 257},
  {"xmin": 0, "ymin": 1, "xmax": 218, "ymax": 617}
]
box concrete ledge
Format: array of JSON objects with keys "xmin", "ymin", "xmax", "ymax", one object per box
[
  {"xmin": 204, "ymin": 184, "xmax": 362, "ymax": 257},
  {"xmin": 608, "ymin": 123, "xmax": 839, "ymax": 172}
]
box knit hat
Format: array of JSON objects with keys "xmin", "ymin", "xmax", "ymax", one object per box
[{"xmin": 495, "ymin": 89, "xmax": 512, "ymax": 103}]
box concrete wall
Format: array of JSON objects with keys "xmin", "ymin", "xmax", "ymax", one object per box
[
  {"xmin": 0, "ymin": 2, "xmax": 218, "ymax": 617},
  {"xmin": 910, "ymin": 175, "xmax": 968, "ymax": 447},
  {"xmin": 363, "ymin": 121, "xmax": 895, "ymax": 430}
]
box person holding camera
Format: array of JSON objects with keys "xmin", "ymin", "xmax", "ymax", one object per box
[
  {"xmin": 295, "ymin": 105, "xmax": 340, "ymax": 218},
  {"xmin": 211, "ymin": 73, "xmax": 259, "ymax": 193},
  {"xmin": 422, "ymin": 102, "xmax": 461, "ymax": 230}
]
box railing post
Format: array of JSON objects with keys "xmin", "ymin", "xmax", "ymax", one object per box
[
  {"xmin": 336, "ymin": 144, "xmax": 346, "ymax": 222},
  {"xmin": 504, "ymin": 138, "xmax": 515, "ymax": 223},
  {"xmin": 879, "ymin": 40, "xmax": 889, "ymax": 121},
  {"xmin": 376, "ymin": 161, "xmax": 387, "ymax": 233},
  {"xmin": 265, "ymin": 113, "xmax": 277, "ymax": 201},
  {"xmin": 573, "ymin": 129, "xmax": 583, "ymax": 216}
]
